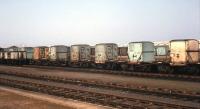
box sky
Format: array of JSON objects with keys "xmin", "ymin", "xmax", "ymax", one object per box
[{"xmin": 0, "ymin": 0, "xmax": 200, "ymax": 47}]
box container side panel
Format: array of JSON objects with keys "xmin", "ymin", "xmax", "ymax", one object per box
[
  {"xmin": 143, "ymin": 42, "xmax": 155, "ymax": 63},
  {"xmin": 128, "ymin": 43, "xmax": 142, "ymax": 63},
  {"xmin": 170, "ymin": 41, "xmax": 186, "ymax": 65},
  {"xmin": 95, "ymin": 45, "xmax": 106, "ymax": 63},
  {"xmin": 187, "ymin": 40, "xmax": 199, "ymax": 64},
  {"xmin": 71, "ymin": 46, "xmax": 79, "ymax": 62}
]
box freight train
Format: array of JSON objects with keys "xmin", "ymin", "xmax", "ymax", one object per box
[{"xmin": 0, "ymin": 39, "xmax": 200, "ymax": 74}]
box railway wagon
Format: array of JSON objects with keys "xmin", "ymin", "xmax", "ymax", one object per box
[
  {"xmin": 117, "ymin": 47, "xmax": 128, "ymax": 70},
  {"xmin": 127, "ymin": 41, "xmax": 155, "ymax": 72},
  {"xmin": 10, "ymin": 51, "xmax": 26, "ymax": 65},
  {"xmin": 0, "ymin": 52, "xmax": 4, "ymax": 64},
  {"xmin": 8, "ymin": 46, "xmax": 18, "ymax": 51},
  {"xmin": 49, "ymin": 45, "xmax": 70, "ymax": 66},
  {"xmin": 0, "ymin": 47, "xmax": 3, "ymax": 51},
  {"xmin": 117, "ymin": 47, "xmax": 128, "ymax": 62},
  {"xmin": 0, "ymin": 48, "xmax": 4, "ymax": 64},
  {"xmin": 199, "ymin": 42, "xmax": 200, "ymax": 64},
  {"xmin": 90, "ymin": 46, "xmax": 95, "ymax": 66},
  {"xmin": 95, "ymin": 43, "xmax": 118, "ymax": 69},
  {"xmin": 33, "ymin": 46, "xmax": 49, "ymax": 65},
  {"xmin": 18, "ymin": 47, "xmax": 34, "ymax": 64},
  {"xmin": 70, "ymin": 44, "xmax": 91, "ymax": 67},
  {"xmin": 155, "ymin": 45, "xmax": 170, "ymax": 63},
  {"xmin": 2, "ymin": 46, "xmax": 27, "ymax": 65},
  {"xmin": 170, "ymin": 39, "xmax": 199, "ymax": 73},
  {"xmin": 154, "ymin": 45, "xmax": 171, "ymax": 73}
]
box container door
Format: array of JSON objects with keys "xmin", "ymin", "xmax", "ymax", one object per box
[
  {"xmin": 199, "ymin": 43, "xmax": 200, "ymax": 63},
  {"xmin": 86, "ymin": 47, "xmax": 90, "ymax": 61},
  {"xmin": 45, "ymin": 48, "xmax": 49, "ymax": 59},
  {"xmin": 40, "ymin": 48, "xmax": 45, "ymax": 59},
  {"xmin": 156, "ymin": 47, "xmax": 166, "ymax": 56},
  {"xmin": 187, "ymin": 40, "xmax": 199, "ymax": 64},
  {"xmin": 128, "ymin": 43, "xmax": 142, "ymax": 63},
  {"xmin": 106, "ymin": 45, "xmax": 112, "ymax": 60},
  {"xmin": 95, "ymin": 45, "xmax": 105, "ymax": 63},
  {"xmin": 50, "ymin": 47, "xmax": 56, "ymax": 60},
  {"xmin": 113, "ymin": 45, "xmax": 118, "ymax": 61},
  {"xmin": 80, "ymin": 47, "xmax": 86, "ymax": 61},
  {"xmin": 71, "ymin": 46, "xmax": 79, "ymax": 62},
  {"xmin": 170, "ymin": 41, "xmax": 186, "ymax": 65}
]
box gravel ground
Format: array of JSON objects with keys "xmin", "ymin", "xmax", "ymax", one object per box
[
  {"xmin": 0, "ymin": 65, "xmax": 200, "ymax": 92},
  {"xmin": 0, "ymin": 86, "xmax": 111, "ymax": 109}
]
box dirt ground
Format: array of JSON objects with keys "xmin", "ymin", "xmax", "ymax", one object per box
[
  {"xmin": 0, "ymin": 65, "xmax": 200, "ymax": 92},
  {"xmin": 0, "ymin": 86, "xmax": 111, "ymax": 109}
]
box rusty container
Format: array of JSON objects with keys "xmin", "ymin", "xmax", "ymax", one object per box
[
  {"xmin": 199, "ymin": 41, "xmax": 200, "ymax": 63},
  {"xmin": 33, "ymin": 46, "xmax": 49, "ymax": 60},
  {"xmin": 95, "ymin": 43, "xmax": 118, "ymax": 64},
  {"xmin": 170, "ymin": 39, "xmax": 199, "ymax": 66},
  {"xmin": 0, "ymin": 52, "xmax": 4, "ymax": 59},
  {"xmin": 90, "ymin": 46, "xmax": 95, "ymax": 62},
  {"xmin": 4, "ymin": 52, "xmax": 10, "ymax": 59},
  {"xmin": 49, "ymin": 45, "xmax": 70, "ymax": 61},
  {"xmin": 0, "ymin": 48, "xmax": 4, "ymax": 59},
  {"xmin": 70, "ymin": 44, "xmax": 91, "ymax": 62},
  {"xmin": 10, "ymin": 51, "xmax": 26, "ymax": 60},
  {"xmin": 117, "ymin": 47, "xmax": 128, "ymax": 62}
]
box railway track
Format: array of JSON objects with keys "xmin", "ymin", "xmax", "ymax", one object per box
[
  {"xmin": 22, "ymin": 65, "xmax": 200, "ymax": 82},
  {"xmin": 0, "ymin": 75, "xmax": 199, "ymax": 109},
  {"xmin": 0, "ymin": 71, "xmax": 200, "ymax": 103}
]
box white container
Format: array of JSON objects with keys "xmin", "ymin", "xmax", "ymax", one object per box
[
  {"xmin": 170, "ymin": 39, "xmax": 199, "ymax": 66},
  {"xmin": 70, "ymin": 44, "xmax": 91, "ymax": 62},
  {"xmin": 155, "ymin": 45, "xmax": 169, "ymax": 56},
  {"xmin": 199, "ymin": 42, "xmax": 200, "ymax": 63},
  {"xmin": 128, "ymin": 41, "xmax": 155, "ymax": 63},
  {"xmin": 49, "ymin": 45, "xmax": 70, "ymax": 61},
  {"xmin": 95, "ymin": 43, "xmax": 118, "ymax": 64},
  {"xmin": 10, "ymin": 51, "xmax": 26, "ymax": 60},
  {"xmin": 155, "ymin": 45, "xmax": 170, "ymax": 63},
  {"xmin": 8, "ymin": 46, "xmax": 18, "ymax": 51},
  {"xmin": 19, "ymin": 47, "xmax": 33, "ymax": 59},
  {"xmin": 4, "ymin": 52, "xmax": 10, "ymax": 59},
  {"xmin": 0, "ymin": 52, "xmax": 4, "ymax": 59}
]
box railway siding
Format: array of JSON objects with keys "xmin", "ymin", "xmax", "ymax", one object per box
[
  {"xmin": 0, "ymin": 75, "xmax": 199, "ymax": 109},
  {"xmin": 0, "ymin": 71, "xmax": 200, "ymax": 103},
  {"xmin": 0, "ymin": 65, "xmax": 200, "ymax": 92}
]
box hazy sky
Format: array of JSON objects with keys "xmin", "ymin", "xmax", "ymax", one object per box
[{"xmin": 0, "ymin": 0, "xmax": 200, "ymax": 47}]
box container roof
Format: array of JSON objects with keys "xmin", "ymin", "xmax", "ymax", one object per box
[
  {"xmin": 96, "ymin": 43, "xmax": 117, "ymax": 45},
  {"xmin": 35, "ymin": 46, "xmax": 49, "ymax": 48},
  {"xmin": 51, "ymin": 45, "xmax": 68, "ymax": 47},
  {"xmin": 8, "ymin": 46, "xmax": 18, "ymax": 48},
  {"xmin": 129, "ymin": 41, "xmax": 153, "ymax": 44},
  {"xmin": 170, "ymin": 39, "xmax": 198, "ymax": 42},
  {"xmin": 20, "ymin": 47, "xmax": 33, "ymax": 48},
  {"xmin": 71, "ymin": 44, "xmax": 90, "ymax": 46}
]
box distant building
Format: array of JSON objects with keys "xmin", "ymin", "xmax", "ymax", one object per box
[{"xmin": 8, "ymin": 46, "xmax": 18, "ymax": 51}]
